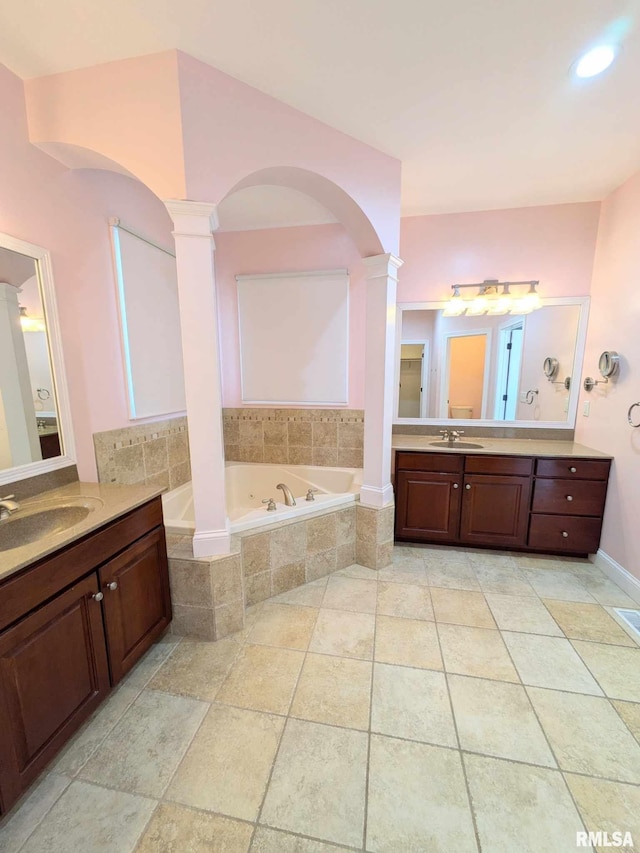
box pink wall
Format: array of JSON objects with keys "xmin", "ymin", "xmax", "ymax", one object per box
[
  {"xmin": 215, "ymin": 224, "xmax": 366, "ymax": 408},
  {"xmin": 575, "ymin": 170, "xmax": 640, "ymax": 581},
  {"xmin": 1, "ymin": 63, "xmax": 174, "ymax": 481},
  {"xmin": 399, "ymin": 202, "xmax": 600, "ymax": 302}
]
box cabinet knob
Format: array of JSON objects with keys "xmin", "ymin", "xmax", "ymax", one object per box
[
  {"xmin": 566, "ymin": 495, "xmax": 573, "ymax": 501},
  {"xmin": 562, "ymin": 531, "xmax": 569, "ymax": 538},
  {"xmin": 465, "ymin": 484, "xmax": 471, "ymax": 490},
  {"xmin": 569, "ymin": 466, "xmax": 577, "ymax": 473},
  {"xmin": 91, "ymin": 591, "xmax": 104, "ymax": 602},
  {"xmin": 106, "ymin": 581, "xmax": 118, "ymax": 591},
  {"xmin": 453, "ymin": 483, "xmax": 459, "ymax": 489}
]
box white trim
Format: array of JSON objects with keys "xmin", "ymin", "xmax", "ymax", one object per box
[
  {"xmin": 359, "ymin": 483, "xmax": 395, "ymax": 508},
  {"xmin": 192, "ymin": 528, "xmax": 232, "ymax": 558},
  {"xmin": 591, "ymin": 549, "xmax": 640, "ymax": 606},
  {"xmin": 395, "ymin": 296, "xmax": 590, "ymax": 429},
  {"xmin": 235, "ymin": 268, "xmax": 348, "ymax": 282},
  {"xmin": 0, "ymin": 232, "xmax": 76, "ymax": 487}
]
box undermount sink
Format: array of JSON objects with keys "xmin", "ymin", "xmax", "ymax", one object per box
[
  {"xmin": 429, "ymin": 440, "xmax": 485, "ymax": 450},
  {"xmin": 0, "ymin": 499, "xmax": 102, "ymax": 553}
]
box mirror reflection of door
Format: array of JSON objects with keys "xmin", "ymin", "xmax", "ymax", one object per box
[
  {"xmin": 495, "ymin": 321, "xmax": 524, "ymax": 420},
  {"xmin": 444, "ymin": 332, "xmax": 489, "ymax": 419},
  {"xmin": 399, "ymin": 343, "xmax": 428, "ymax": 418}
]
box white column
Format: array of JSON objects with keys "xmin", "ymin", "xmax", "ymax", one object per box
[
  {"xmin": 360, "ymin": 253, "xmax": 403, "ymax": 508},
  {"xmin": 164, "ymin": 200, "xmax": 230, "ymax": 557}
]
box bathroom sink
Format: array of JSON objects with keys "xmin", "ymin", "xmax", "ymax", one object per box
[
  {"xmin": 428, "ymin": 441, "xmax": 485, "ymax": 450},
  {"xmin": 0, "ymin": 504, "xmax": 93, "ymax": 552}
]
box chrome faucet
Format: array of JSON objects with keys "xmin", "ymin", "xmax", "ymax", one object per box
[
  {"xmin": 276, "ymin": 483, "xmax": 296, "ymax": 507},
  {"xmin": 0, "ymin": 495, "xmax": 20, "ymax": 521},
  {"xmin": 438, "ymin": 429, "xmax": 464, "ymax": 443}
]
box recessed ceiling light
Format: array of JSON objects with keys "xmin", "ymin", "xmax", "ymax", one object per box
[{"xmin": 575, "ymin": 45, "xmax": 617, "ymax": 78}]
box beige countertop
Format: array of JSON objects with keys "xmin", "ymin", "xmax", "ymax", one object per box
[
  {"xmin": 0, "ymin": 481, "xmax": 163, "ymax": 583},
  {"xmin": 392, "ymin": 435, "xmax": 612, "ymax": 459}
]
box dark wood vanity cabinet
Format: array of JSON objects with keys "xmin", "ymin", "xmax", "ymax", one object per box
[
  {"xmin": 395, "ymin": 451, "xmax": 610, "ymax": 556},
  {"xmin": 0, "ymin": 497, "xmax": 171, "ymax": 815}
]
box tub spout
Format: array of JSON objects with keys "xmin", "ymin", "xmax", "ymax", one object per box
[{"xmin": 276, "ymin": 483, "xmax": 297, "ymax": 506}]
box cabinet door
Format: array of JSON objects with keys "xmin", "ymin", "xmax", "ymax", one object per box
[
  {"xmin": 99, "ymin": 527, "xmax": 172, "ymax": 684},
  {"xmin": 460, "ymin": 474, "xmax": 531, "ymax": 548},
  {"xmin": 0, "ymin": 574, "xmax": 110, "ymax": 810},
  {"xmin": 395, "ymin": 471, "xmax": 462, "ymax": 542}
]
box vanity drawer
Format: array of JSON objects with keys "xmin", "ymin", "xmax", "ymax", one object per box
[
  {"xmin": 532, "ymin": 479, "xmax": 607, "ymax": 517},
  {"xmin": 465, "ymin": 455, "xmax": 533, "ymax": 477},
  {"xmin": 536, "ymin": 458, "xmax": 610, "ymax": 480},
  {"xmin": 395, "ymin": 452, "xmax": 463, "ymax": 474},
  {"xmin": 528, "ymin": 514, "xmax": 602, "ymax": 554}
]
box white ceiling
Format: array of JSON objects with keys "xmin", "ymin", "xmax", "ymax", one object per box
[{"xmin": 2, "ymin": 0, "xmax": 640, "ymax": 216}]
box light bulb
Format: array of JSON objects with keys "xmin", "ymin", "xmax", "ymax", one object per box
[{"xmin": 575, "ymin": 45, "xmax": 617, "ymax": 78}]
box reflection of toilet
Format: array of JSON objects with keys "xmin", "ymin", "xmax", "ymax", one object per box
[{"xmin": 450, "ymin": 405, "xmax": 473, "ymax": 418}]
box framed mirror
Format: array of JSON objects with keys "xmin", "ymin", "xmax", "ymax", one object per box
[
  {"xmin": 395, "ymin": 296, "xmax": 590, "ymax": 429},
  {"xmin": 0, "ymin": 232, "xmax": 75, "ymax": 486}
]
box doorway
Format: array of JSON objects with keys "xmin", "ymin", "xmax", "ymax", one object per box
[
  {"xmin": 398, "ymin": 342, "xmax": 429, "ymax": 418},
  {"xmin": 441, "ymin": 330, "xmax": 491, "ymax": 419},
  {"xmin": 494, "ymin": 321, "xmax": 524, "ymax": 420}
]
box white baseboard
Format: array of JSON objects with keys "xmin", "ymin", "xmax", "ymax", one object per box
[{"xmin": 591, "ymin": 549, "xmax": 640, "ymax": 605}]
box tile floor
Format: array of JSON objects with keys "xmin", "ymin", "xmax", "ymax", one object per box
[{"xmin": 2, "ymin": 545, "xmax": 640, "ymax": 852}]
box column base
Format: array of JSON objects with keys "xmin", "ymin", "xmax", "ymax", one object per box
[
  {"xmin": 359, "ymin": 483, "xmax": 395, "ymax": 509},
  {"xmin": 355, "ymin": 503, "xmax": 395, "ymax": 569},
  {"xmin": 192, "ymin": 528, "xmax": 232, "ymax": 558}
]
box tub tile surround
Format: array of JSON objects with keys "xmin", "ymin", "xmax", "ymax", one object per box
[
  {"xmin": 223, "ymin": 408, "xmax": 364, "ymax": 468},
  {"xmin": 93, "ymin": 417, "xmax": 191, "ymax": 490}
]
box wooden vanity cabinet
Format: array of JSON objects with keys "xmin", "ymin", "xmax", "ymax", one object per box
[
  {"xmin": 0, "ymin": 497, "xmax": 171, "ymax": 815},
  {"xmin": 395, "ymin": 450, "xmax": 610, "ymax": 556}
]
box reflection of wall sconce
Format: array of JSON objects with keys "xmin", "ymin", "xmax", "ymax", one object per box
[
  {"xmin": 543, "ymin": 357, "xmax": 571, "ymax": 389},
  {"xmin": 443, "ymin": 280, "xmax": 541, "ymax": 317},
  {"xmin": 584, "ymin": 351, "xmax": 620, "ymax": 391},
  {"xmin": 19, "ymin": 305, "xmax": 46, "ymax": 332}
]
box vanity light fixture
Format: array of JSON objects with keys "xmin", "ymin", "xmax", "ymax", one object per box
[
  {"xmin": 19, "ymin": 305, "xmax": 45, "ymax": 333},
  {"xmin": 575, "ymin": 45, "xmax": 617, "ymax": 78},
  {"xmin": 444, "ymin": 280, "xmax": 541, "ymax": 317}
]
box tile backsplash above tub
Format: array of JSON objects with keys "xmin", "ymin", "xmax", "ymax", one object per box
[
  {"xmin": 93, "ymin": 416, "xmax": 191, "ymax": 489},
  {"xmin": 223, "ymin": 408, "xmax": 364, "ymax": 468}
]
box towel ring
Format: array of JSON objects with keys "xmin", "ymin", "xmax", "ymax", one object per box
[{"xmin": 628, "ymin": 402, "xmax": 640, "ymax": 428}]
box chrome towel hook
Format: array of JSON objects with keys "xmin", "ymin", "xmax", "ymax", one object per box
[{"xmin": 628, "ymin": 402, "xmax": 640, "ymax": 428}]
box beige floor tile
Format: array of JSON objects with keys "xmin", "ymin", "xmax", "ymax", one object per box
[
  {"xmin": 216, "ymin": 644, "xmax": 304, "ymax": 714},
  {"xmin": 543, "ymin": 600, "xmax": 636, "ymax": 646},
  {"xmin": 376, "ymin": 582, "xmax": 434, "ymax": 620},
  {"xmin": 474, "ymin": 564, "xmax": 535, "ymax": 596},
  {"xmin": 572, "ymin": 641, "xmax": 640, "ymax": 702},
  {"xmin": 246, "ymin": 603, "xmax": 318, "ymax": 650},
  {"xmin": 371, "ymin": 663, "xmax": 456, "ymax": 747},
  {"xmin": 52, "ymin": 684, "xmax": 140, "ymax": 776},
  {"xmin": 565, "ymin": 774, "xmax": 640, "ymax": 850},
  {"xmin": 251, "ymin": 827, "xmax": 346, "ymax": 851},
  {"xmin": 438, "ymin": 623, "xmax": 519, "ymax": 682},
  {"xmin": 423, "ymin": 560, "xmax": 481, "ymax": 591},
  {"xmin": 466, "ymin": 551, "xmax": 519, "ymax": 569},
  {"xmin": 430, "ymin": 587, "xmax": 496, "ymax": 628},
  {"xmin": 583, "ymin": 576, "xmax": 638, "ymax": 608},
  {"xmin": 0, "ymin": 773, "xmax": 70, "ymax": 853},
  {"xmin": 322, "ymin": 576, "xmax": 378, "ymax": 614},
  {"xmin": 422, "ymin": 546, "xmax": 471, "ymax": 567},
  {"xmin": 333, "ymin": 565, "xmax": 380, "ymax": 580},
  {"xmin": 502, "ymin": 632, "xmax": 603, "ymax": 695},
  {"xmin": 374, "ymin": 615, "xmax": 443, "ymax": 670},
  {"xmin": 167, "ymin": 703, "xmax": 283, "ymax": 821},
  {"xmin": 290, "ymin": 653, "xmax": 372, "ymax": 729},
  {"xmin": 612, "ymin": 700, "xmax": 640, "ymax": 741},
  {"xmin": 79, "ymin": 690, "xmax": 208, "ymax": 797},
  {"xmin": 270, "ymin": 578, "xmax": 327, "ymax": 607},
  {"xmin": 447, "ymin": 675, "xmax": 555, "ymax": 766},
  {"xmin": 121, "ymin": 638, "xmax": 180, "ymax": 690},
  {"xmin": 309, "ymin": 608, "xmax": 375, "ymax": 659},
  {"xmin": 19, "ymin": 780, "xmax": 156, "ymax": 853},
  {"xmin": 147, "ymin": 638, "xmax": 241, "ymax": 701},
  {"xmin": 523, "ymin": 569, "xmax": 596, "ymax": 603},
  {"xmin": 464, "ymin": 754, "xmax": 586, "ymax": 853},
  {"xmin": 516, "ymin": 554, "xmax": 590, "ymax": 572},
  {"xmin": 261, "ymin": 719, "xmax": 368, "ymax": 848},
  {"xmin": 391, "ymin": 546, "xmax": 428, "ymax": 569},
  {"xmin": 375, "ymin": 565, "xmax": 430, "ymax": 586},
  {"xmin": 135, "ymin": 803, "xmax": 252, "ymax": 852},
  {"xmin": 485, "ymin": 593, "xmax": 563, "ymax": 636},
  {"xmin": 367, "ymin": 734, "xmax": 477, "ymax": 852},
  {"xmin": 528, "ymin": 688, "xmax": 640, "ymax": 783}
]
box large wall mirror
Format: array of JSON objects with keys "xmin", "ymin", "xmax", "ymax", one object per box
[
  {"xmin": 395, "ymin": 297, "xmax": 590, "ymax": 429},
  {"xmin": 0, "ymin": 232, "xmax": 75, "ymax": 485}
]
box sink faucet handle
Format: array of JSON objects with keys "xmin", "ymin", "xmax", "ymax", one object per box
[
  {"xmin": 262, "ymin": 498, "xmax": 277, "ymax": 512},
  {"xmin": 0, "ymin": 494, "xmax": 15, "ymax": 501},
  {"xmin": 305, "ymin": 489, "xmax": 318, "ymax": 501}
]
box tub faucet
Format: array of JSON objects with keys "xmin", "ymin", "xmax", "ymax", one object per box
[
  {"xmin": 276, "ymin": 483, "xmax": 296, "ymax": 507},
  {"xmin": 0, "ymin": 495, "xmax": 19, "ymax": 521}
]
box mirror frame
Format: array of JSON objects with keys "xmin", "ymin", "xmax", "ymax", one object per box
[
  {"xmin": 394, "ymin": 296, "xmax": 590, "ymax": 430},
  {"xmin": 0, "ymin": 231, "xmax": 76, "ymax": 486}
]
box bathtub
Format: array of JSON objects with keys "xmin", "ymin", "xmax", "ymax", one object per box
[{"xmin": 162, "ymin": 462, "xmax": 362, "ymax": 535}]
